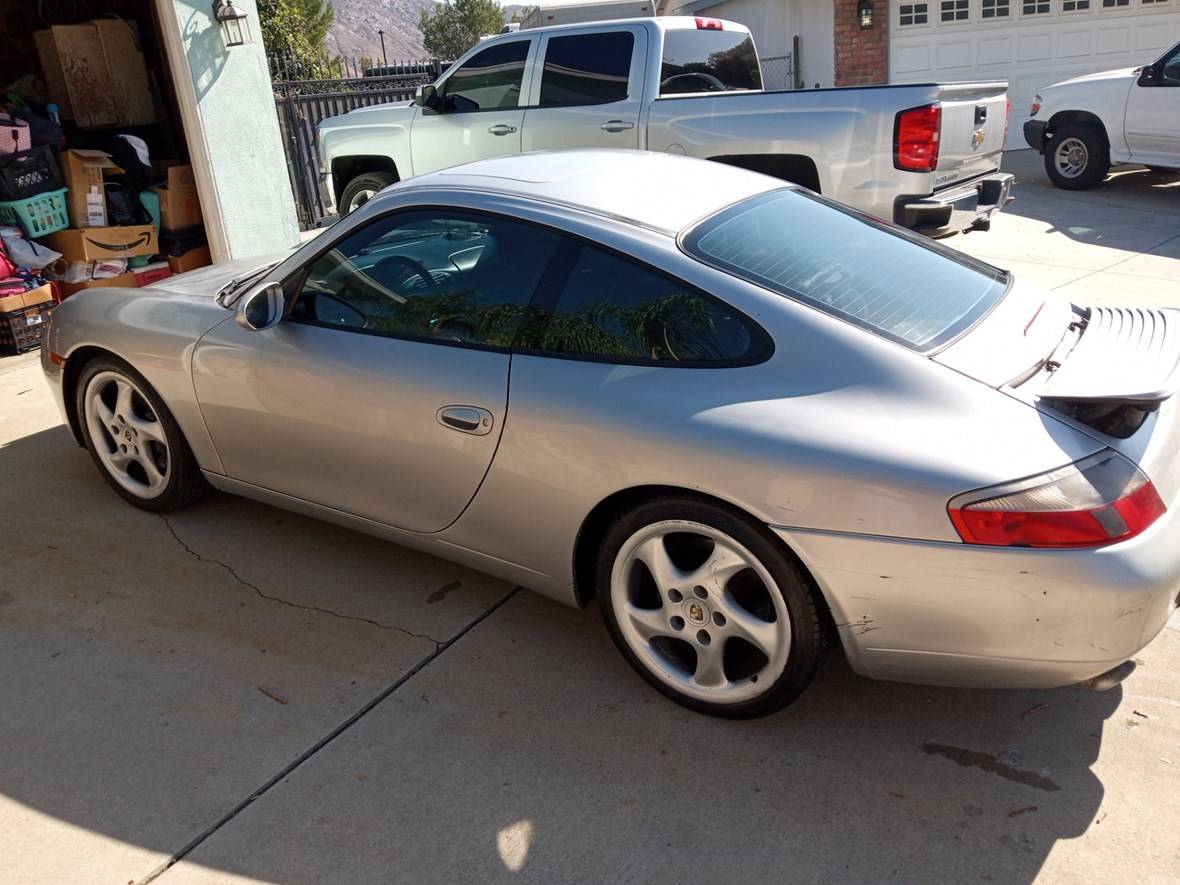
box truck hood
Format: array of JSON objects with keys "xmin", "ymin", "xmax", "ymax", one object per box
[
  {"xmin": 320, "ymin": 101, "xmax": 415, "ymax": 129},
  {"xmin": 1047, "ymin": 67, "xmax": 1138, "ymax": 89}
]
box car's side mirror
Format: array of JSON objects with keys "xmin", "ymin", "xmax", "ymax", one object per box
[
  {"xmin": 235, "ymin": 281, "xmax": 285, "ymax": 332},
  {"xmin": 1138, "ymin": 64, "xmax": 1161, "ymax": 86},
  {"xmin": 417, "ymin": 83, "xmax": 443, "ymax": 113}
]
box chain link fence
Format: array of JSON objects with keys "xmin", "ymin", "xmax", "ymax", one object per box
[{"xmin": 759, "ymin": 54, "xmax": 795, "ymax": 91}]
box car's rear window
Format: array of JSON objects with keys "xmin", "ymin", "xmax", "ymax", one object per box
[
  {"xmin": 659, "ymin": 29, "xmax": 761, "ymax": 95},
  {"xmin": 681, "ymin": 189, "xmax": 1009, "ymax": 352}
]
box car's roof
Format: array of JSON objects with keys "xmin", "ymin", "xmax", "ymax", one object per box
[{"xmin": 389, "ymin": 150, "xmax": 781, "ymax": 235}]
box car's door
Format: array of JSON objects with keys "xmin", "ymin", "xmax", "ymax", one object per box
[
  {"xmin": 192, "ymin": 208, "xmax": 560, "ymax": 533},
  {"xmin": 410, "ymin": 38, "xmax": 536, "ymax": 175},
  {"xmin": 1125, "ymin": 44, "xmax": 1180, "ymax": 162},
  {"xmin": 522, "ymin": 26, "xmax": 646, "ymax": 151}
]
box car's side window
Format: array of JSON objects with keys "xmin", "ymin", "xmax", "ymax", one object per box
[
  {"xmin": 288, "ymin": 210, "xmax": 559, "ymax": 348},
  {"xmin": 523, "ymin": 243, "xmax": 768, "ymax": 364},
  {"xmin": 1159, "ymin": 45, "xmax": 1180, "ymax": 84},
  {"xmin": 440, "ymin": 41, "xmax": 530, "ymax": 112},
  {"xmin": 539, "ymin": 32, "xmax": 634, "ymax": 107}
]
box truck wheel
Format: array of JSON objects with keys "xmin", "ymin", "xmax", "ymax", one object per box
[
  {"xmin": 339, "ymin": 172, "xmax": 396, "ymax": 214},
  {"xmin": 1045, "ymin": 123, "xmax": 1109, "ymax": 190}
]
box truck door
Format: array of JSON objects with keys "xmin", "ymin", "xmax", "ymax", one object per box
[
  {"xmin": 522, "ymin": 25, "xmax": 646, "ymax": 151},
  {"xmin": 1125, "ymin": 44, "xmax": 1180, "ymax": 163},
  {"xmin": 410, "ymin": 37, "xmax": 536, "ymax": 175}
]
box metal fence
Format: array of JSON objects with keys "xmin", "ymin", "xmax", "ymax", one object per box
[
  {"xmin": 274, "ymin": 66, "xmax": 442, "ymax": 228},
  {"xmin": 760, "ymin": 54, "xmax": 795, "ymax": 91},
  {"xmin": 269, "ymin": 54, "xmax": 440, "ymax": 83}
]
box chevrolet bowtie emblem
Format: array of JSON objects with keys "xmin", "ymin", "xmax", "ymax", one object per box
[{"xmin": 972, "ymin": 128, "xmax": 986, "ymax": 150}]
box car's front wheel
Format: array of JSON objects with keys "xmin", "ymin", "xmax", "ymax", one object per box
[
  {"xmin": 77, "ymin": 357, "xmax": 208, "ymax": 511},
  {"xmin": 1045, "ymin": 123, "xmax": 1110, "ymax": 190},
  {"xmin": 597, "ymin": 497, "xmax": 829, "ymax": 718}
]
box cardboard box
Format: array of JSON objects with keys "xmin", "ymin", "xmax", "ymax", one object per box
[
  {"xmin": 35, "ymin": 21, "xmax": 155, "ymax": 128},
  {"xmin": 168, "ymin": 245, "xmax": 212, "ymax": 275},
  {"xmin": 154, "ymin": 165, "xmax": 203, "ymax": 232},
  {"xmin": 60, "ymin": 149, "xmax": 123, "ymax": 228},
  {"xmin": 0, "ymin": 282, "xmax": 54, "ymax": 313},
  {"xmin": 43, "ymin": 225, "xmax": 158, "ymax": 263},
  {"xmin": 133, "ymin": 261, "xmax": 172, "ymax": 287},
  {"xmin": 59, "ymin": 272, "xmax": 138, "ymax": 298}
]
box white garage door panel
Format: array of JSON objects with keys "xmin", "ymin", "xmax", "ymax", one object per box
[{"xmin": 889, "ymin": 2, "xmax": 1180, "ymax": 148}]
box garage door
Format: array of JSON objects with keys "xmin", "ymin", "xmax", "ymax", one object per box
[{"xmin": 889, "ymin": 0, "xmax": 1180, "ymax": 148}]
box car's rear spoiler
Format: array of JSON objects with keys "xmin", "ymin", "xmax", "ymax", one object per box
[{"xmin": 1039, "ymin": 307, "xmax": 1180, "ymax": 412}]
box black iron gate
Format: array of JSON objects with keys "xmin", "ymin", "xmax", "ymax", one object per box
[{"xmin": 274, "ymin": 68, "xmax": 440, "ymax": 229}]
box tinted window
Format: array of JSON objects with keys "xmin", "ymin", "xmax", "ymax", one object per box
[
  {"xmin": 290, "ymin": 211, "xmax": 559, "ymax": 347},
  {"xmin": 660, "ymin": 30, "xmax": 762, "ymax": 95},
  {"xmin": 540, "ymin": 32, "xmax": 634, "ymax": 106},
  {"xmin": 683, "ymin": 189, "xmax": 1009, "ymax": 351},
  {"xmin": 1159, "ymin": 43, "xmax": 1180, "ymax": 83},
  {"xmin": 441, "ymin": 41, "xmax": 529, "ymax": 112},
  {"xmin": 527, "ymin": 244, "xmax": 765, "ymax": 364}
]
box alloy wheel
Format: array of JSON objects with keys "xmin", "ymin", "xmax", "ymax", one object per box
[
  {"xmin": 609, "ymin": 520, "xmax": 792, "ymax": 704},
  {"xmin": 83, "ymin": 371, "xmax": 171, "ymax": 499}
]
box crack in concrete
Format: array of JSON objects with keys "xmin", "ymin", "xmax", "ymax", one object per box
[{"xmin": 160, "ymin": 514, "xmax": 445, "ymax": 648}]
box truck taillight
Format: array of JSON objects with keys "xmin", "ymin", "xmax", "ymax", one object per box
[
  {"xmin": 948, "ymin": 451, "xmax": 1166, "ymax": 549},
  {"xmin": 695, "ymin": 17, "xmax": 723, "ymax": 29},
  {"xmin": 893, "ymin": 104, "xmax": 941, "ymax": 173},
  {"xmin": 1004, "ymin": 97, "xmax": 1011, "ymax": 143}
]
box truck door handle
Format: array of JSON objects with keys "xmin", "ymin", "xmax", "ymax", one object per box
[
  {"xmin": 601, "ymin": 120, "xmax": 635, "ymax": 133},
  {"xmin": 487, "ymin": 123, "xmax": 517, "ymax": 136},
  {"xmin": 437, "ymin": 406, "xmax": 494, "ymax": 435}
]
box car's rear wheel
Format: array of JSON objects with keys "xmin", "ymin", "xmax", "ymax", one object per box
[
  {"xmin": 597, "ymin": 497, "xmax": 828, "ymax": 718},
  {"xmin": 339, "ymin": 171, "xmax": 396, "ymax": 215},
  {"xmin": 1045, "ymin": 123, "xmax": 1109, "ymax": 190},
  {"xmin": 77, "ymin": 357, "xmax": 208, "ymax": 511}
]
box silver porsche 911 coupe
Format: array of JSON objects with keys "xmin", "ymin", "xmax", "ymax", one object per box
[{"xmin": 42, "ymin": 150, "xmax": 1180, "ymax": 718}]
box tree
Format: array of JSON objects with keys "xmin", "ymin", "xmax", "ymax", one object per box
[
  {"xmin": 257, "ymin": 0, "xmax": 335, "ymax": 59},
  {"xmin": 419, "ymin": 0, "xmax": 506, "ymax": 61}
]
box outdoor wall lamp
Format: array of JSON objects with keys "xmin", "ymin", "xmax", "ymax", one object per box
[
  {"xmin": 213, "ymin": 0, "xmax": 252, "ymax": 47},
  {"xmin": 858, "ymin": 0, "xmax": 874, "ymax": 28}
]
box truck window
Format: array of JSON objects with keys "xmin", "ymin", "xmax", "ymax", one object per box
[
  {"xmin": 659, "ymin": 30, "xmax": 761, "ymax": 96},
  {"xmin": 682, "ymin": 189, "xmax": 1009, "ymax": 352},
  {"xmin": 540, "ymin": 32, "xmax": 634, "ymax": 106},
  {"xmin": 441, "ymin": 40, "xmax": 530, "ymax": 112}
]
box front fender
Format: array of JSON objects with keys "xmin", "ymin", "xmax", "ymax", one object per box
[{"xmin": 48, "ymin": 288, "xmax": 230, "ymax": 474}]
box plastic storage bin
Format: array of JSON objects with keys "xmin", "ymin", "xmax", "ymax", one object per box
[
  {"xmin": 0, "ymin": 187, "xmax": 69, "ymax": 237},
  {"xmin": 0, "ymin": 147, "xmax": 63, "ymax": 201}
]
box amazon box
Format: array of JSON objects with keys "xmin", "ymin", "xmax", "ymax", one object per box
[
  {"xmin": 154, "ymin": 164, "xmax": 203, "ymax": 232},
  {"xmin": 60, "ymin": 149, "xmax": 123, "ymax": 228},
  {"xmin": 42, "ymin": 224, "xmax": 158, "ymax": 262}
]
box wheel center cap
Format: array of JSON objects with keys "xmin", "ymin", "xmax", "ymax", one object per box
[{"xmin": 684, "ymin": 601, "xmax": 708, "ymax": 626}]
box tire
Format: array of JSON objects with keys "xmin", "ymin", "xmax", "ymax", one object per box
[
  {"xmin": 1044, "ymin": 123, "xmax": 1109, "ymax": 190},
  {"xmin": 596, "ymin": 496, "xmax": 829, "ymax": 719},
  {"xmin": 76, "ymin": 356, "xmax": 209, "ymax": 512},
  {"xmin": 339, "ymin": 171, "xmax": 396, "ymax": 215}
]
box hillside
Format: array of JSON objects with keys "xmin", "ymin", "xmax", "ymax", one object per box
[{"xmin": 327, "ymin": 0, "xmax": 529, "ymax": 62}]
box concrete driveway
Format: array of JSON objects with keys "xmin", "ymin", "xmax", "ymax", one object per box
[{"xmin": 1, "ymin": 151, "xmax": 1177, "ymax": 885}]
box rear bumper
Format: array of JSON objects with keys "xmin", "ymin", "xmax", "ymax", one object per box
[
  {"xmin": 894, "ymin": 172, "xmax": 1015, "ymax": 237},
  {"xmin": 773, "ymin": 504, "xmax": 1180, "ymax": 689},
  {"xmin": 1024, "ymin": 119, "xmax": 1048, "ymax": 154}
]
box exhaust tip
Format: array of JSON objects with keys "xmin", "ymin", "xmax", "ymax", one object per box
[{"xmin": 1076, "ymin": 660, "xmax": 1136, "ymax": 692}]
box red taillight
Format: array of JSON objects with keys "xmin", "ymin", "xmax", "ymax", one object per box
[
  {"xmin": 49, "ymin": 351, "xmax": 65, "ymax": 366},
  {"xmin": 1004, "ymin": 97, "xmax": 1011, "ymax": 143},
  {"xmin": 695, "ymin": 17, "xmax": 723, "ymax": 29},
  {"xmin": 948, "ymin": 451, "xmax": 1166, "ymax": 549},
  {"xmin": 894, "ymin": 104, "xmax": 941, "ymax": 173}
]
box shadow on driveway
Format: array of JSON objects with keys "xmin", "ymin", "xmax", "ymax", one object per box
[{"xmin": 1, "ymin": 423, "xmax": 1121, "ymax": 883}]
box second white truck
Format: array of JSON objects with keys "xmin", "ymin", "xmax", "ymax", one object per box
[{"xmin": 318, "ymin": 17, "xmax": 1014, "ymax": 237}]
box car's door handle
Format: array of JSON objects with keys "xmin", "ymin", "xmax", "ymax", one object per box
[
  {"xmin": 601, "ymin": 120, "xmax": 635, "ymax": 133},
  {"xmin": 487, "ymin": 123, "xmax": 518, "ymax": 136},
  {"xmin": 437, "ymin": 405, "xmax": 494, "ymax": 435}
]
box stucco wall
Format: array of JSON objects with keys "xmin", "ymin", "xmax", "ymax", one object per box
[
  {"xmin": 790, "ymin": 0, "xmax": 835, "ymax": 87},
  {"xmin": 159, "ymin": 0, "xmax": 300, "ymax": 261}
]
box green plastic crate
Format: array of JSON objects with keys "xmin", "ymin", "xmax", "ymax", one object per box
[{"xmin": 0, "ymin": 187, "xmax": 68, "ymax": 238}]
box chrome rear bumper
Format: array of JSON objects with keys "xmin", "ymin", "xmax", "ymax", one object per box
[{"xmin": 895, "ymin": 171, "xmax": 1015, "ymax": 237}]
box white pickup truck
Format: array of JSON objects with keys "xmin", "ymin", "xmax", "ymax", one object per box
[
  {"xmin": 318, "ymin": 17, "xmax": 1014, "ymax": 237},
  {"xmin": 1024, "ymin": 40, "xmax": 1180, "ymax": 190}
]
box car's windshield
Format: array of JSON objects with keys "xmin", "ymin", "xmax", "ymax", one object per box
[
  {"xmin": 682, "ymin": 189, "xmax": 1009, "ymax": 352},
  {"xmin": 659, "ymin": 29, "xmax": 761, "ymax": 95}
]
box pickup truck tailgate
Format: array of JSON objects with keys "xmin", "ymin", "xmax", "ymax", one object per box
[{"xmin": 934, "ymin": 83, "xmax": 1008, "ymax": 189}]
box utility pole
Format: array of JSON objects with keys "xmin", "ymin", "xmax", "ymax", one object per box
[{"xmin": 378, "ymin": 29, "xmax": 388, "ymax": 68}]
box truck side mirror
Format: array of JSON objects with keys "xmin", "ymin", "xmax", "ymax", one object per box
[
  {"xmin": 417, "ymin": 84, "xmax": 442, "ymax": 113},
  {"xmin": 1138, "ymin": 64, "xmax": 1161, "ymax": 86}
]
